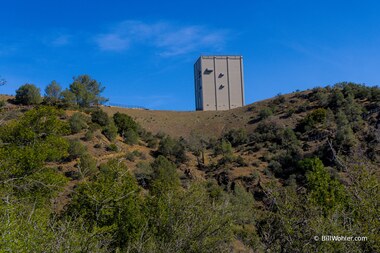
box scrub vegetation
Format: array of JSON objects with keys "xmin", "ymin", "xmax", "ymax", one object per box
[{"xmin": 0, "ymin": 79, "xmax": 379, "ymax": 252}]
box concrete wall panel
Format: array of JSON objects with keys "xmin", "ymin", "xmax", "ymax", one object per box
[
  {"xmin": 228, "ymin": 58, "xmax": 244, "ymax": 109},
  {"xmin": 215, "ymin": 58, "xmax": 229, "ymax": 110},
  {"xmin": 201, "ymin": 58, "xmax": 217, "ymax": 111}
]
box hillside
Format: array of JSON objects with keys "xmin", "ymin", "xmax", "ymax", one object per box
[
  {"xmin": 101, "ymin": 94, "xmax": 299, "ymax": 140},
  {"xmin": 0, "ymin": 82, "xmax": 379, "ymax": 252}
]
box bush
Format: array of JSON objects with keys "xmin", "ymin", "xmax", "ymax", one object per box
[
  {"xmin": 15, "ymin": 84, "xmax": 42, "ymax": 105},
  {"xmin": 78, "ymin": 153, "xmax": 97, "ymax": 178},
  {"xmin": 102, "ymin": 122, "xmax": 118, "ymax": 141},
  {"xmin": 158, "ymin": 136, "xmax": 187, "ymax": 164},
  {"xmin": 0, "ymin": 100, "xmax": 5, "ymax": 108},
  {"xmin": 91, "ymin": 109, "xmax": 109, "ymax": 127},
  {"xmin": 224, "ymin": 128, "xmax": 247, "ymax": 147},
  {"xmin": 213, "ymin": 139, "xmax": 233, "ymax": 156},
  {"xmin": 259, "ymin": 108, "xmax": 273, "ymax": 119},
  {"xmin": 68, "ymin": 140, "xmax": 87, "ymax": 160},
  {"xmin": 106, "ymin": 143, "xmax": 119, "ymax": 152},
  {"xmin": 69, "ymin": 112, "xmax": 89, "ymax": 134},
  {"xmin": 124, "ymin": 129, "xmax": 139, "ymax": 145},
  {"xmin": 84, "ymin": 130, "xmax": 94, "ymax": 141},
  {"xmin": 147, "ymin": 137, "xmax": 158, "ymax": 149},
  {"xmin": 113, "ymin": 112, "xmax": 139, "ymax": 135},
  {"xmin": 297, "ymin": 108, "xmax": 327, "ymax": 132}
]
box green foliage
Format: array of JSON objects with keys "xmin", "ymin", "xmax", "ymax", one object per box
[
  {"xmin": 258, "ymin": 107, "xmax": 273, "ymax": 119},
  {"xmin": 328, "ymin": 88, "xmax": 345, "ymax": 109},
  {"xmin": 124, "ymin": 129, "xmax": 139, "ymax": 145},
  {"xmin": 60, "ymin": 89, "xmax": 77, "ymax": 107},
  {"xmin": 69, "ymin": 74, "xmax": 108, "ymax": 107},
  {"xmin": 78, "ymin": 153, "xmax": 97, "ymax": 178},
  {"xmin": 300, "ymin": 158, "xmax": 347, "ymax": 212},
  {"xmin": 145, "ymin": 182, "xmax": 233, "ymax": 252},
  {"xmin": 0, "ymin": 99, "xmax": 5, "ymax": 108},
  {"xmin": 113, "ymin": 112, "xmax": 139, "ymax": 135},
  {"xmin": 213, "ymin": 139, "xmax": 233, "ymax": 156},
  {"xmin": 150, "ymin": 156, "xmax": 180, "ymax": 195},
  {"xmin": 84, "ymin": 130, "xmax": 94, "ymax": 141},
  {"xmin": 68, "ymin": 140, "xmax": 87, "ymax": 160},
  {"xmin": 44, "ymin": 80, "xmax": 61, "ymax": 104},
  {"xmin": 67, "ymin": 159, "xmax": 144, "ymax": 251},
  {"xmin": 0, "ymin": 204, "xmax": 107, "ymax": 252},
  {"xmin": 223, "ymin": 128, "xmax": 247, "ymax": 147},
  {"xmin": 69, "ymin": 112, "xmax": 89, "ymax": 134},
  {"xmin": 335, "ymin": 124, "xmax": 357, "ymax": 151},
  {"xmin": 298, "ymin": 108, "xmax": 327, "ymax": 132},
  {"xmin": 15, "ymin": 84, "xmax": 42, "ymax": 105},
  {"xmin": 102, "ymin": 122, "xmax": 118, "ymax": 141},
  {"xmin": 157, "ymin": 136, "xmax": 187, "ymax": 164},
  {"xmin": 370, "ymin": 86, "xmax": 380, "ymax": 101},
  {"xmin": 106, "ymin": 143, "xmax": 118, "ymax": 152},
  {"xmin": 91, "ymin": 109, "xmax": 109, "ymax": 126}
]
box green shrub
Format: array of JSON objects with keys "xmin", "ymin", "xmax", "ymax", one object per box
[
  {"xmin": 259, "ymin": 108, "xmax": 273, "ymax": 119},
  {"xmin": 0, "ymin": 100, "xmax": 5, "ymax": 107},
  {"xmin": 68, "ymin": 140, "xmax": 87, "ymax": 160},
  {"xmin": 102, "ymin": 122, "xmax": 118, "ymax": 141},
  {"xmin": 297, "ymin": 108, "xmax": 327, "ymax": 132},
  {"xmin": 213, "ymin": 139, "xmax": 233, "ymax": 156},
  {"xmin": 106, "ymin": 143, "xmax": 118, "ymax": 152},
  {"xmin": 84, "ymin": 130, "xmax": 94, "ymax": 141},
  {"xmin": 124, "ymin": 129, "xmax": 139, "ymax": 145},
  {"xmin": 69, "ymin": 112, "xmax": 89, "ymax": 134},
  {"xmin": 15, "ymin": 84, "xmax": 42, "ymax": 105},
  {"xmin": 78, "ymin": 153, "xmax": 97, "ymax": 178},
  {"xmin": 126, "ymin": 150, "xmax": 143, "ymax": 161},
  {"xmin": 147, "ymin": 137, "xmax": 158, "ymax": 149},
  {"xmin": 224, "ymin": 128, "xmax": 247, "ymax": 147},
  {"xmin": 113, "ymin": 112, "xmax": 139, "ymax": 135},
  {"xmin": 158, "ymin": 136, "xmax": 187, "ymax": 164},
  {"xmin": 91, "ymin": 109, "xmax": 109, "ymax": 126}
]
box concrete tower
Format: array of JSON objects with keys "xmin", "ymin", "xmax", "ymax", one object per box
[{"xmin": 194, "ymin": 56, "xmax": 245, "ymax": 111}]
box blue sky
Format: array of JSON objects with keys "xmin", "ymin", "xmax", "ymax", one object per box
[{"xmin": 1, "ymin": 0, "xmax": 380, "ymax": 110}]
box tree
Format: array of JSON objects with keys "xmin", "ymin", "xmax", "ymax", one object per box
[
  {"xmin": 44, "ymin": 80, "xmax": 62, "ymax": 104},
  {"xmin": 69, "ymin": 75, "xmax": 108, "ymax": 107},
  {"xmin": 60, "ymin": 89, "xmax": 77, "ymax": 107},
  {"xmin": 15, "ymin": 84, "xmax": 42, "ymax": 105}
]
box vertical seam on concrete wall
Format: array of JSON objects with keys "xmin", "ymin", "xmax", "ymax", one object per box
[
  {"xmin": 226, "ymin": 57, "xmax": 231, "ymax": 110},
  {"xmin": 213, "ymin": 57, "xmax": 218, "ymax": 110},
  {"xmin": 240, "ymin": 57, "xmax": 245, "ymax": 106}
]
